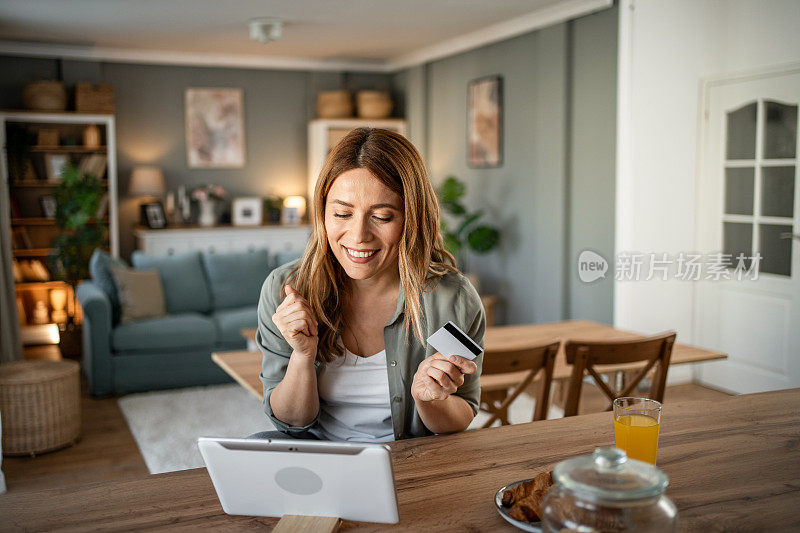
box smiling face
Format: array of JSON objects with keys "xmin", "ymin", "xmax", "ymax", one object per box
[{"xmin": 325, "ymin": 168, "xmax": 405, "ymax": 282}]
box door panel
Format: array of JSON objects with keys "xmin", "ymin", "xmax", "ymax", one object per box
[{"xmin": 695, "ymin": 68, "xmax": 800, "ymax": 393}]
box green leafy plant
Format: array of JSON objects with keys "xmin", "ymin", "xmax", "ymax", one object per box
[
  {"xmin": 49, "ymin": 164, "xmax": 107, "ymax": 299},
  {"xmin": 437, "ymin": 175, "xmax": 500, "ymax": 267},
  {"xmin": 264, "ymin": 195, "xmax": 284, "ymax": 223}
]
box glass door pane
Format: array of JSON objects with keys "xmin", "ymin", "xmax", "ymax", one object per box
[
  {"xmin": 763, "ymin": 101, "xmax": 797, "ymax": 159},
  {"xmin": 723, "ymin": 222, "xmax": 753, "ymax": 263},
  {"xmin": 761, "ymin": 165, "xmax": 795, "ymax": 217},
  {"xmin": 725, "ymin": 167, "xmax": 755, "ymax": 215},
  {"xmin": 759, "ymin": 224, "xmax": 793, "ymax": 276},
  {"xmin": 726, "ymin": 102, "xmax": 757, "ymax": 159}
]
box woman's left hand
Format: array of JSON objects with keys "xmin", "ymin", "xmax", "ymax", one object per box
[{"xmin": 411, "ymin": 353, "xmax": 478, "ymax": 403}]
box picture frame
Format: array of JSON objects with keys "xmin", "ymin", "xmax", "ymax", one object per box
[
  {"xmin": 467, "ymin": 75, "xmax": 503, "ymax": 168},
  {"xmin": 44, "ymin": 153, "xmax": 70, "ymax": 181},
  {"xmin": 141, "ymin": 202, "xmax": 167, "ymax": 229},
  {"xmin": 232, "ymin": 197, "xmax": 262, "ymax": 226},
  {"xmin": 39, "ymin": 195, "xmax": 57, "ymax": 218},
  {"xmin": 185, "ymin": 87, "xmax": 246, "ymax": 168}
]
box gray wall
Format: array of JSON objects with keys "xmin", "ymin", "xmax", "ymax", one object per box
[
  {"xmin": 0, "ymin": 6, "xmax": 616, "ymax": 321},
  {"xmin": 393, "ymin": 6, "xmax": 617, "ymax": 325},
  {"xmin": 567, "ymin": 8, "xmax": 617, "ymax": 324},
  {"xmin": 0, "ymin": 57, "xmax": 392, "ymax": 258}
]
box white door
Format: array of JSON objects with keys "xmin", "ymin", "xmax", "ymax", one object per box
[{"xmin": 695, "ymin": 68, "xmax": 800, "ymax": 394}]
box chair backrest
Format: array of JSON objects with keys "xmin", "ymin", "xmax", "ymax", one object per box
[
  {"xmin": 562, "ymin": 331, "xmax": 676, "ymax": 417},
  {"xmin": 481, "ymin": 339, "xmax": 560, "ymax": 423}
]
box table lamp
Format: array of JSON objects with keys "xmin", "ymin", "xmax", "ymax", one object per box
[
  {"xmin": 129, "ymin": 166, "xmax": 165, "ymax": 225},
  {"xmin": 282, "ymin": 195, "xmax": 306, "ymax": 225}
]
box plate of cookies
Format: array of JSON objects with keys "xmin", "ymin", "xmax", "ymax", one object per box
[{"xmin": 494, "ymin": 469, "xmax": 554, "ymax": 532}]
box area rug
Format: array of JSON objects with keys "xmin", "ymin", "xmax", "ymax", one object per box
[
  {"xmin": 118, "ymin": 383, "xmax": 272, "ymax": 474},
  {"xmin": 118, "ymin": 383, "xmax": 554, "ymax": 474}
]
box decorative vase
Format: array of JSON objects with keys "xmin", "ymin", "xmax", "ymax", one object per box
[
  {"xmin": 83, "ymin": 124, "xmax": 101, "ymax": 148},
  {"xmin": 198, "ymin": 200, "xmax": 217, "ymax": 227}
]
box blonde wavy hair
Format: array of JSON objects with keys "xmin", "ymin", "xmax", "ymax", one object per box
[{"xmin": 284, "ymin": 127, "xmax": 457, "ymax": 363}]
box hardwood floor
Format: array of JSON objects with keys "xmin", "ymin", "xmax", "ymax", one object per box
[
  {"xmin": 1, "ymin": 375, "xmax": 730, "ymax": 494},
  {"xmin": 2, "ymin": 379, "xmax": 149, "ymax": 493}
]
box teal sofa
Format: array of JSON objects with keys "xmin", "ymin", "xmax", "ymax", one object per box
[{"xmin": 77, "ymin": 248, "xmax": 300, "ymax": 396}]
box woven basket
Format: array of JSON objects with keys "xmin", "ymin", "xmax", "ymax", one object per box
[
  {"xmin": 75, "ymin": 83, "xmax": 115, "ymax": 114},
  {"xmin": 316, "ymin": 90, "xmax": 353, "ymax": 118},
  {"xmin": 0, "ymin": 360, "xmax": 81, "ymax": 456},
  {"xmin": 356, "ymin": 90, "xmax": 393, "ymax": 119},
  {"xmin": 22, "ymin": 81, "xmax": 67, "ymax": 112}
]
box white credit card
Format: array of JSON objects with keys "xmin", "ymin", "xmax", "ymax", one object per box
[{"xmin": 426, "ymin": 321, "xmax": 483, "ymax": 361}]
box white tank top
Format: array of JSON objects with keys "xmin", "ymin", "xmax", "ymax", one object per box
[{"xmin": 316, "ymin": 347, "xmax": 394, "ymax": 442}]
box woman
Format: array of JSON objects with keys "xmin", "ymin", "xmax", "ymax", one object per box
[{"xmin": 252, "ymin": 128, "xmax": 485, "ymax": 442}]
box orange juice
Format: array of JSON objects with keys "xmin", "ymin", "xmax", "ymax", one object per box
[{"xmin": 614, "ymin": 414, "xmax": 660, "ymax": 464}]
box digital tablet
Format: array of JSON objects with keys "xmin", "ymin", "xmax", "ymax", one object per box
[{"xmin": 198, "ymin": 437, "xmax": 399, "ymax": 524}]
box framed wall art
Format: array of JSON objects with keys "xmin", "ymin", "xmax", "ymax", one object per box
[
  {"xmin": 467, "ymin": 75, "xmax": 503, "ymax": 168},
  {"xmin": 185, "ymin": 87, "xmax": 245, "ymax": 168}
]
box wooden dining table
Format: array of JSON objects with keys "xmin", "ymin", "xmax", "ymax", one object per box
[
  {"xmin": 228, "ymin": 320, "xmax": 726, "ymax": 402},
  {"xmin": 1, "ymin": 388, "xmax": 798, "ymax": 531}
]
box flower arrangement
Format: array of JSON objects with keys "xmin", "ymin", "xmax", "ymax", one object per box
[{"xmin": 191, "ymin": 184, "xmax": 226, "ymax": 203}]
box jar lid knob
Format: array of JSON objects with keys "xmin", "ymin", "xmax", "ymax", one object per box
[{"xmin": 593, "ymin": 447, "xmax": 627, "ymax": 471}]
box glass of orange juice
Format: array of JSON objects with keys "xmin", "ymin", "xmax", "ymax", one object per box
[{"xmin": 613, "ymin": 397, "xmax": 661, "ymax": 464}]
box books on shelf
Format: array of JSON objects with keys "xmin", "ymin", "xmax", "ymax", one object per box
[
  {"xmin": 11, "ymin": 227, "xmax": 34, "ymax": 249},
  {"xmin": 14, "ymin": 259, "xmax": 51, "ymax": 282},
  {"xmin": 79, "ymin": 153, "xmax": 107, "ymax": 179}
]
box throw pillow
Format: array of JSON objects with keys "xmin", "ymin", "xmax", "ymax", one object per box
[
  {"xmin": 131, "ymin": 251, "xmax": 212, "ymax": 314},
  {"xmin": 89, "ymin": 249, "xmax": 126, "ymax": 324},
  {"xmin": 110, "ymin": 266, "xmax": 167, "ymax": 324}
]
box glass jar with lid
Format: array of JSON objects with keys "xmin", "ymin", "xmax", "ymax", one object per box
[{"xmin": 541, "ymin": 447, "xmax": 677, "ymax": 532}]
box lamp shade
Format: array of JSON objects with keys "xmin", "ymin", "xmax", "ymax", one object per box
[{"xmin": 129, "ymin": 166, "xmax": 165, "ymax": 197}]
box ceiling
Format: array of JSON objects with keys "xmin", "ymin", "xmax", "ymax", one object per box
[{"xmin": 0, "ymin": 0, "xmax": 611, "ymax": 71}]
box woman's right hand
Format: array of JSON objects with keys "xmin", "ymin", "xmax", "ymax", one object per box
[{"xmin": 272, "ymin": 285, "xmax": 319, "ymax": 360}]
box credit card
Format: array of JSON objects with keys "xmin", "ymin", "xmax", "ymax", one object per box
[{"xmin": 426, "ymin": 321, "xmax": 483, "ymax": 360}]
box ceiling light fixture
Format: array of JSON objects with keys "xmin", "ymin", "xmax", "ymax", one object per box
[{"xmin": 248, "ymin": 17, "xmax": 283, "ymax": 44}]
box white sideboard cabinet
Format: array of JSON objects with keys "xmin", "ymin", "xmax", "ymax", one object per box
[{"xmin": 135, "ymin": 225, "xmax": 311, "ymax": 256}]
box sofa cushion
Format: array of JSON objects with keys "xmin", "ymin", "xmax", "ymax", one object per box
[
  {"xmin": 202, "ymin": 249, "xmax": 271, "ymax": 309},
  {"xmin": 211, "ymin": 306, "xmax": 258, "ymax": 347},
  {"xmin": 111, "ymin": 266, "xmax": 166, "ymax": 324},
  {"xmin": 131, "ymin": 251, "xmax": 211, "ymax": 314},
  {"xmin": 273, "ymin": 250, "xmax": 303, "ymax": 270},
  {"xmin": 112, "ymin": 313, "xmax": 216, "ymax": 352},
  {"xmin": 89, "ymin": 249, "xmax": 126, "ymax": 324}
]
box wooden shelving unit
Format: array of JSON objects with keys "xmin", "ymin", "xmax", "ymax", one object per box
[
  {"xmin": 12, "ymin": 217, "xmax": 56, "ymax": 226},
  {"xmin": 10, "ymin": 179, "xmax": 108, "ymax": 188},
  {"xmin": 13, "ymin": 247, "xmax": 53, "ymax": 257},
  {"xmin": 30, "ymin": 146, "xmax": 108, "ymax": 154},
  {"xmin": 14, "ymin": 280, "xmax": 70, "ymax": 291},
  {"xmin": 2, "ymin": 110, "xmax": 118, "ymax": 331}
]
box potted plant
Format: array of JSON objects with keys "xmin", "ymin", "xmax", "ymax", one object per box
[
  {"xmin": 437, "ymin": 175, "xmax": 501, "ymax": 279},
  {"xmin": 264, "ymin": 195, "xmax": 284, "ymax": 224},
  {"xmin": 49, "ymin": 164, "xmax": 107, "ymax": 357}
]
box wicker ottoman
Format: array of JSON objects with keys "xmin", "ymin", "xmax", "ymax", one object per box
[{"xmin": 0, "ymin": 360, "xmax": 81, "ymax": 456}]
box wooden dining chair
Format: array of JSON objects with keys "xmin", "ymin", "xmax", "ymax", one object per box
[
  {"xmin": 478, "ymin": 339, "xmax": 560, "ymax": 428},
  {"xmin": 562, "ymin": 331, "xmax": 677, "ymax": 417}
]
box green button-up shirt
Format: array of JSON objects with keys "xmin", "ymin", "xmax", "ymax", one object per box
[{"xmin": 256, "ymin": 260, "xmax": 485, "ymax": 441}]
